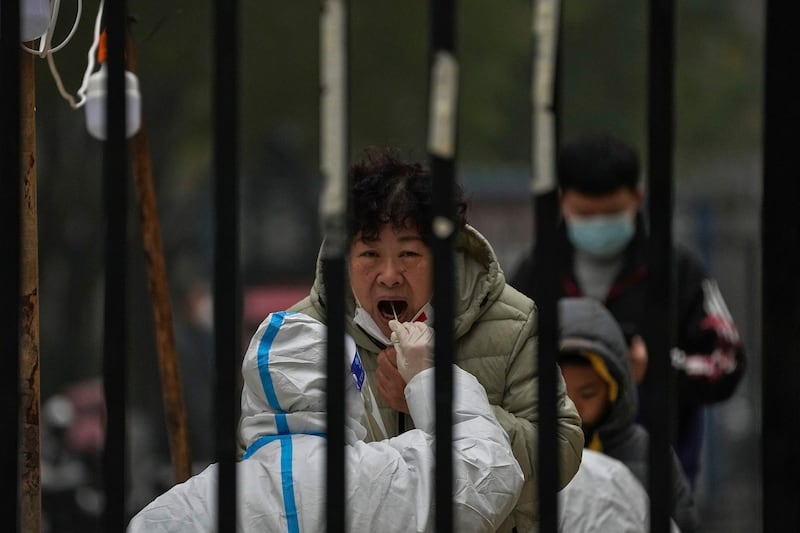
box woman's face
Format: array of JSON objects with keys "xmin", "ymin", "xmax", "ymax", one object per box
[{"xmin": 348, "ymin": 223, "xmax": 433, "ymax": 338}]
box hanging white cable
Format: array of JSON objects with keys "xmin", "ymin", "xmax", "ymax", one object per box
[
  {"xmin": 19, "ymin": 0, "xmax": 62, "ymax": 55},
  {"xmin": 36, "ymin": 0, "xmax": 63, "ymax": 57},
  {"xmin": 21, "ymin": 0, "xmax": 104, "ymax": 110},
  {"xmin": 20, "ymin": 0, "xmax": 82, "ymax": 55},
  {"xmin": 75, "ymin": 0, "xmax": 105, "ymax": 105},
  {"xmin": 46, "ymin": 0, "xmax": 82, "ymax": 53}
]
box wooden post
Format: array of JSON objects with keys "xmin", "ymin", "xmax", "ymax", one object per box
[
  {"xmin": 126, "ymin": 30, "xmax": 193, "ymax": 483},
  {"xmin": 20, "ymin": 44, "xmax": 42, "ymax": 533}
]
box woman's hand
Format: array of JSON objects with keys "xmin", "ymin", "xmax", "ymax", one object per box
[{"xmin": 376, "ymin": 346, "xmax": 410, "ymax": 414}]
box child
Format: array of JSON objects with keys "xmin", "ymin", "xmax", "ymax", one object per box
[{"xmin": 558, "ymin": 296, "xmax": 699, "ymax": 533}]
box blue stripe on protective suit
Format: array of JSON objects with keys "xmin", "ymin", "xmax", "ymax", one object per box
[
  {"xmin": 257, "ymin": 312, "xmax": 287, "ymax": 410},
  {"xmin": 253, "ymin": 311, "xmax": 301, "ymax": 532},
  {"xmin": 280, "ymin": 436, "xmax": 300, "ymax": 533},
  {"xmin": 257, "ymin": 311, "xmax": 294, "ymax": 434},
  {"xmin": 240, "ymin": 434, "xmax": 301, "ymax": 533},
  {"xmin": 243, "ymin": 433, "xmax": 325, "ymax": 460}
]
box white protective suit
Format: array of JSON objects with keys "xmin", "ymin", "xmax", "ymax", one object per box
[
  {"xmin": 128, "ymin": 311, "xmax": 523, "ymax": 532},
  {"xmin": 558, "ymin": 449, "xmax": 681, "ymax": 533}
]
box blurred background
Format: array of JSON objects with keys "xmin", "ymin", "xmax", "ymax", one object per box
[{"xmin": 28, "ymin": 1, "xmax": 762, "ymax": 531}]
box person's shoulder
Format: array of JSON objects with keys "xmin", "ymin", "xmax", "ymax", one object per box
[
  {"xmin": 672, "ymin": 242, "xmax": 709, "ymax": 271},
  {"xmin": 460, "ymin": 284, "xmax": 534, "ymax": 351},
  {"xmin": 287, "ymin": 295, "xmax": 322, "ymax": 320},
  {"xmin": 669, "ymin": 242, "xmax": 717, "ymax": 291},
  {"xmin": 561, "ymin": 450, "xmax": 650, "ymax": 529},
  {"xmin": 573, "ymin": 450, "xmax": 649, "ymax": 509},
  {"xmin": 484, "ymin": 282, "xmax": 536, "ymax": 322},
  {"xmin": 579, "ymin": 449, "xmax": 635, "ymax": 481},
  {"xmin": 508, "ymin": 249, "xmax": 537, "ymax": 290}
]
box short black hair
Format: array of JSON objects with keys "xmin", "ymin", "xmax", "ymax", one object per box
[
  {"xmin": 348, "ymin": 146, "xmax": 467, "ymax": 244},
  {"xmin": 557, "ymin": 132, "xmax": 640, "ymax": 195}
]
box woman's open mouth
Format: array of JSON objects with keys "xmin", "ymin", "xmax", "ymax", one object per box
[{"xmin": 378, "ymin": 300, "xmax": 407, "ymax": 321}]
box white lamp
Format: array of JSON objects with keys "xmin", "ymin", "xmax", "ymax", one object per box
[
  {"xmin": 21, "ymin": 0, "xmax": 52, "ymax": 42},
  {"xmin": 84, "ymin": 64, "xmax": 142, "ymax": 140}
]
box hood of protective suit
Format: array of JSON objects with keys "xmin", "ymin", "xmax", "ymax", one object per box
[
  {"xmin": 558, "ymin": 296, "xmax": 637, "ymax": 449},
  {"xmin": 305, "ymin": 224, "xmax": 506, "ymax": 353},
  {"xmin": 238, "ymin": 311, "xmax": 367, "ymax": 452}
]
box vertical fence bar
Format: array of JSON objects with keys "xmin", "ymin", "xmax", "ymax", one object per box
[
  {"xmin": 321, "ymin": 232, "xmax": 346, "ymax": 533},
  {"xmin": 428, "ymin": 1, "xmax": 458, "ymax": 532},
  {"xmin": 531, "ymin": 1, "xmax": 562, "ymax": 530},
  {"xmin": 644, "ymin": 1, "xmax": 675, "ymax": 532},
  {"xmin": 0, "ymin": 0, "xmax": 22, "ymax": 530},
  {"xmin": 762, "ymin": 0, "xmax": 800, "ymax": 528},
  {"xmin": 102, "ymin": 0, "xmax": 129, "ymax": 530},
  {"xmin": 320, "ymin": 0, "xmax": 349, "ymax": 531},
  {"xmin": 212, "ymin": 0, "xmax": 241, "ymax": 529}
]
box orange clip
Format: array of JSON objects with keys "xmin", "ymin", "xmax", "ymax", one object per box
[{"xmin": 97, "ymin": 29, "xmax": 107, "ymax": 63}]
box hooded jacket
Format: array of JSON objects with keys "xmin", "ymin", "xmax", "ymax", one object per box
[
  {"xmin": 558, "ymin": 297, "xmax": 699, "ymax": 533},
  {"xmin": 128, "ymin": 312, "xmax": 524, "ymax": 532},
  {"xmin": 289, "ymin": 225, "xmax": 584, "ymax": 532},
  {"xmin": 511, "ymin": 215, "xmax": 746, "ymax": 484}
]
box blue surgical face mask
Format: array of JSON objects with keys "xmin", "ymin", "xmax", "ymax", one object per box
[{"xmin": 565, "ymin": 211, "xmax": 635, "ymax": 258}]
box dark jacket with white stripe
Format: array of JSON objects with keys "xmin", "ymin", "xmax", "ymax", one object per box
[{"xmin": 511, "ymin": 215, "xmax": 747, "ymax": 485}]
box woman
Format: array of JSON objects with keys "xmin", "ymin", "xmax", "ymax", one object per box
[{"xmin": 284, "ymin": 147, "xmax": 583, "ymax": 532}]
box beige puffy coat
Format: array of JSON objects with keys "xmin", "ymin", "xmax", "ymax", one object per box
[{"xmin": 289, "ymin": 225, "xmax": 583, "ymax": 532}]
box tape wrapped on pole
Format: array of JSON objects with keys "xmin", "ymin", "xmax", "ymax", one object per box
[
  {"xmin": 320, "ymin": 0, "xmax": 348, "ymax": 248},
  {"xmin": 531, "ymin": 0, "xmax": 560, "ymax": 196},
  {"xmin": 427, "ymin": 51, "xmax": 458, "ymax": 160}
]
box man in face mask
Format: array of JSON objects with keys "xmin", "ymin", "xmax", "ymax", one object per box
[{"xmin": 510, "ymin": 131, "xmax": 747, "ymax": 491}]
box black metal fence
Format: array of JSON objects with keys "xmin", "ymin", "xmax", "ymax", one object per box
[{"xmin": 3, "ymin": 0, "xmax": 800, "ymax": 531}]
